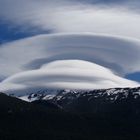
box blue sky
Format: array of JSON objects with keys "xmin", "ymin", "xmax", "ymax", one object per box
[
  {"xmin": 126, "ymin": 73, "xmax": 140, "ymax": 82},
  {"xmin": 0, "ymin": 0, "xmax": 140, "ymax": 92},
  {"xmin": 0, "ymin": 22, "xmax": 52, "ymax": 44}
]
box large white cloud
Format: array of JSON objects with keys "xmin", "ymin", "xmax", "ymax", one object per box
[
  {"xmin": 0, "ymin": 60, "xmax": 138, "ymax": 95},
  {"xmin": 0, "ymin": 33, "xmax": 140, "ymax": 95}
]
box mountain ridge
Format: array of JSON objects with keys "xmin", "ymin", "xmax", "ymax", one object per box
[
  {"xmin": 16, "ymin": 86, "xmax": 140, "ymax": 102},
  {"xmin": 12, "ymin": 86, "xmax": 140, "ymax": 114},
  {"xmin": 1, "ymin": 87, "xmax": 140, "ymax": 140}
]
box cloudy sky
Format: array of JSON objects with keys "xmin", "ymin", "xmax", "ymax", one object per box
[{"xmin": 0, "ymin": 0, "xmax": 140, "ymax": 95}]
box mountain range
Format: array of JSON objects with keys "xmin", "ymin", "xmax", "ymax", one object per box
[{"xmin": 1, "ymin": 87, "xmax": 140, "ymax": 140}]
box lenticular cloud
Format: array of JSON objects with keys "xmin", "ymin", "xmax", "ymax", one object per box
[{"xmin": 0, "ymin": 33, "xmax": 140, "ymax": 95}]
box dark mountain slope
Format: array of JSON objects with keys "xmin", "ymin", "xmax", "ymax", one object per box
[
  {"xmin": 1, "ymin": 87, "xmax": 140, "ymax": 140},
  {"xmin": 0, "ymin": 93, "xmax": 88, "ymax": 140}
]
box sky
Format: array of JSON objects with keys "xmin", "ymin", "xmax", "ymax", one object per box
[{"xmin": 0, "ymin": 0, "xmax": 140, "ymax": 95}]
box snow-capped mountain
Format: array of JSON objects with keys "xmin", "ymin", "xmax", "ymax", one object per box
[
  {"xmin": 15, "ymin": 87, "xmax": 140, "ymax": 114},
  {"xmin": 48, "ymin": 87, "xmax": 140, "ymax": 102},
  {"xmin": 18, "ymin": 87, "xmax": 140, "ymax": 102}
]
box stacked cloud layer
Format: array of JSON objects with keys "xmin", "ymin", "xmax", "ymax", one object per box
[{"xmin": 0, "ymin": 33, "xmax": 140, "ymax": 95}]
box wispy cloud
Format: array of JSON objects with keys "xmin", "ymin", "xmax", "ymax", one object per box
[{"xmin": 1, "ymin": 0, "xmax": 140, "ymax": 39}]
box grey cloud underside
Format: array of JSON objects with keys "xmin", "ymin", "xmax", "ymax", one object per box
[
  {"xmin": 0, "ymin": 33, "xmax": 140, "ymax": 95},
  {"xmin": 74, "ymin": 0, "xmax": 137, "ymax": 4},
  {"xmin": 70, "ymin": 0, "xmax": 140, "ymax": 10},
  {"xmin": 24, "ymin": 55, "xmax": 124, "ymax": 75}
]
